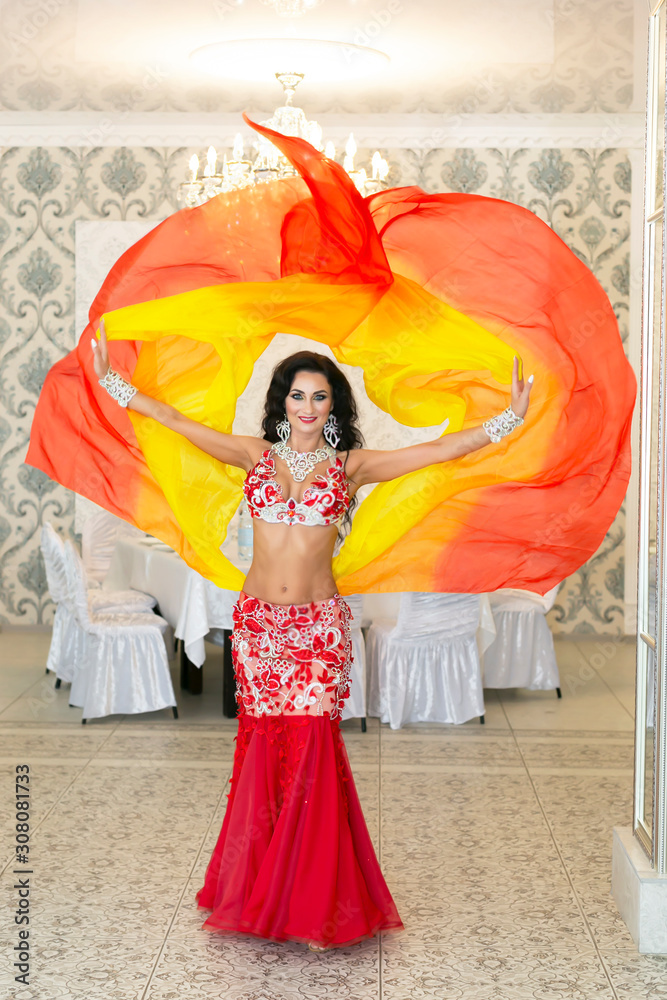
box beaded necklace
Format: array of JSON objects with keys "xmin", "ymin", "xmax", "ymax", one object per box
[{"xmin": 271, "ymin": 441, "xmax": 336, "ymax": 483}]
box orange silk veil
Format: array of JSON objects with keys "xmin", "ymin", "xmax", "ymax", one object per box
[{"xmin": 26, "ymin": 118, "xmax": 636, "ymax": 596}]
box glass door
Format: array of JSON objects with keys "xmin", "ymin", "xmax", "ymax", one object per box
[{"xmin": 636, "ymin": 0, "xmax": 667, "ymax": 869}]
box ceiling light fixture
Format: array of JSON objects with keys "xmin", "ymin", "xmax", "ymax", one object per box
[
  {"xmin": 178, "ymin": 71, "xmax": 390, "ymax": 206},
  {"xmin": 180, "ymin": 38, "xmax": 392, "ymax": 206}
]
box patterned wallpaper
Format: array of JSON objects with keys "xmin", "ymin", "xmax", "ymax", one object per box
[
  {"xmin": 0, "ymin": 143, "xmax": 633, "ymax": 631},
  {"xmin": 0, "ymin": 0, "xmax": 634, "ymax": 115}
]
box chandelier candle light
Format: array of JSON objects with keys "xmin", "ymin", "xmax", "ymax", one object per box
[
  {"xmin": 177, "ymin": 72, "xmax": 392, "ymax": 205},
  {"xmin": 343, "ymin": 134, "xmax": 389, "ymax": 195},
  {"xmin": 178, "ymin": 138, "xmax": 256, "ymax": 206}
]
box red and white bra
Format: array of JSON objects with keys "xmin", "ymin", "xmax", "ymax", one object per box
[{"xmin": 243, "ymin": 445, "xmax": 351, "ymax": 527}]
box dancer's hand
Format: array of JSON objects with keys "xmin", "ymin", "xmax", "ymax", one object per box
[
  {"xmin": 90, "ymin": 318, "xmax": 110, "ymax": 379},
  {"xmin": 511, "ymin": 355, "xmax": 533, "ymax": 419}
]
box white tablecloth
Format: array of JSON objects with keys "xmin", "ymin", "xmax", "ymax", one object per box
[{"xmin": 104, "ymin": 537, "xmax": 495, "ymax": 668}]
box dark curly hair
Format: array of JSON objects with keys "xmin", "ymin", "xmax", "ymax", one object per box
[
  {"xmin": 261, "ymin": 351, "xmax": 364, "ymax": 452},
  {"xmin": 261, "ymin": 351, "xmax": 364, "ymax": 534}
]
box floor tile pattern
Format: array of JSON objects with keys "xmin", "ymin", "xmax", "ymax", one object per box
[{"xmin": 0, "ymin": 632, "xmax": 665, "ymax": 998}]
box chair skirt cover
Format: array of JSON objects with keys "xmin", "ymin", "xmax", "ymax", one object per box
[
  {"xmin": 69, "ymin": 616, "xmax": 176, "ymax": 719},
  {"xmin": 482, "ymin": 609, "xmax": 560, "ymax": 690},
  {"xmin": 41, "ymin": 524, "xmax": 88, "ymax": 684},
  {"xmin": 367, "ymin": 594, "xmax": 483, "ymax": 728},
  {"xmin": 46, "ymin": 604, "xmax": 84, "ymax": 684},
  {"xmin": 47, "ymin": 595, "xmax": 159, "ymax": 688},
  {"xmin": 482, "ymin": 586, "xmax": 560, "ymax": 691}
]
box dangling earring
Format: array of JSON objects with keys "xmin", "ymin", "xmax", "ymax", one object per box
[
  {"xmin": 323, "ymin": 412, "xmax": 340, "ymax": 449},
  {"xmin": 276, "ymin": 413, "xmax": 291, "ymax": 443}
]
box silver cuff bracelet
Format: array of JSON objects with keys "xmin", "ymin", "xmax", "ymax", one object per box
[
  {"xmin": 98, "ymin": 368, "xmax": 138, "ymax": 408},
  {"xmin": 482, "ymin": 406, "xmax": 524, "ymax": 444}
]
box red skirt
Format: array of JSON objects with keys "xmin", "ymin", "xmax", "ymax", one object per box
[{"xmin": 195, "ymin": 591, "xmax": 404, "ymax": 947}]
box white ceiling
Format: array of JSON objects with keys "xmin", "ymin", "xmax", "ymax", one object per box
[
  {"xmin": 0, "ymin": 0, "xmax": 636, "ymax": 116},
  {"xmin": 73, "ymin": 0, "xmax": 554, "ymax": 89}
]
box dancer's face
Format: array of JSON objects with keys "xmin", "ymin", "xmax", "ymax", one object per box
[{"xmin": 285, "ymin": 371, "xmax": 332, "ymax": 437}]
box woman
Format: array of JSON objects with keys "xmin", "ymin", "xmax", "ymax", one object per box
[{"xmin": 92, "ymin": 322, "xmax": 533, "ymax": 949}]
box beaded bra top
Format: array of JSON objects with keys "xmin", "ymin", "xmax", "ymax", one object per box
[{"xmin": 243, "ymin": 445, "xmax": 350, "ymax": 527}]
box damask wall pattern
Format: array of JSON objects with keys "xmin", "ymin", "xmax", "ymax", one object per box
[{"xmin": 0, "ymin": 143, "xmax": 632, "ymax": 631}]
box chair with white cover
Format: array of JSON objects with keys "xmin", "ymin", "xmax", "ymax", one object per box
[
  {"xmin": 42, "ymin": 522, "xmax": 159, "ymax": 687},
  {"xmin": 81, "ymin": 509, "xmax": 143, "ymax": 586},
  {"xmin": 341, "ymin": 594, "xmax": 367, "ymax": 730},
  {"xmin": 44, "ymin": 520, "xmax": 156, "ymax": 617},
  {"xmin": 70, "ymin": 538, "xmax": 158, "ymax": 617},
  {"xmin": 63, "ymin": 541, "xmax": 178, "ymax": 722},
  {"xmin": 41, "ymin": 523, "xmax": 83, "ymax": 686},
  {"xmin": 44, "ymin": 524, "xmax": 143, "ymax": 678},
  {"xmin": 481, "ymin": 585, "xmax": 561, "ymax": 694},
  {"xmin": 367, "ymin": 593, "xmax": 485, "ymax": 728}
]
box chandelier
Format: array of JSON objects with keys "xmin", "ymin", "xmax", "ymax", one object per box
[{"xmin": 177, "ymin": 71, "xmax": 391, "ymax": 207}]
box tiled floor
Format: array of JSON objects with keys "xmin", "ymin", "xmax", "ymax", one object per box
[{"xmin": 1, "ymin": 630, "xmax": 666, "ymax": 999}]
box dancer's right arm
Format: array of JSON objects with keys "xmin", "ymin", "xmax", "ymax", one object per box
[{"xmin": 91, "ymin": 320, "xmax": 261, "ymax": 472}]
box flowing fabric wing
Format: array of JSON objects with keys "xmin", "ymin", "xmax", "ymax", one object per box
[
  {"xmin": 26, "ymin": 119, "xmax": 636, "ymax": 595},
  {"xmin": 332, "ymin": 189, "xmax": 636, "ymax": 593}
]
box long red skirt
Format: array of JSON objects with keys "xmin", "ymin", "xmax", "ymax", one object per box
[{"xmin": 195, "ymin": 591, "xmax": 404, "ymax": 947}]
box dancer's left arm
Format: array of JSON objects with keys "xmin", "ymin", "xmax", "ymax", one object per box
[{"xmin": 346, "ymin": 357, "xmax": 533, "ymax": 488}]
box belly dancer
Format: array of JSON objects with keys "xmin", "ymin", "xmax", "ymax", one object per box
[{"xmin": 91, "ymin": 324, "xmax": 532, "ymax": 949}]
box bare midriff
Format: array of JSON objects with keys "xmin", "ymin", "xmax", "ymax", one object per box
[{"xmin": 242, "ymin": 518, "xmax": 341, "ymax": 606}]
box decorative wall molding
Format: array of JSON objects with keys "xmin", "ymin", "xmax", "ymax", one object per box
[{"xmin": 0, "ymin": 112, "xmax": 646, "ymax": 150}]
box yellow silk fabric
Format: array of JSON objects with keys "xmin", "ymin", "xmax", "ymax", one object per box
[{"xmin": 102, "ymin": 272, "xmax": 517, "ymax": 590}]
